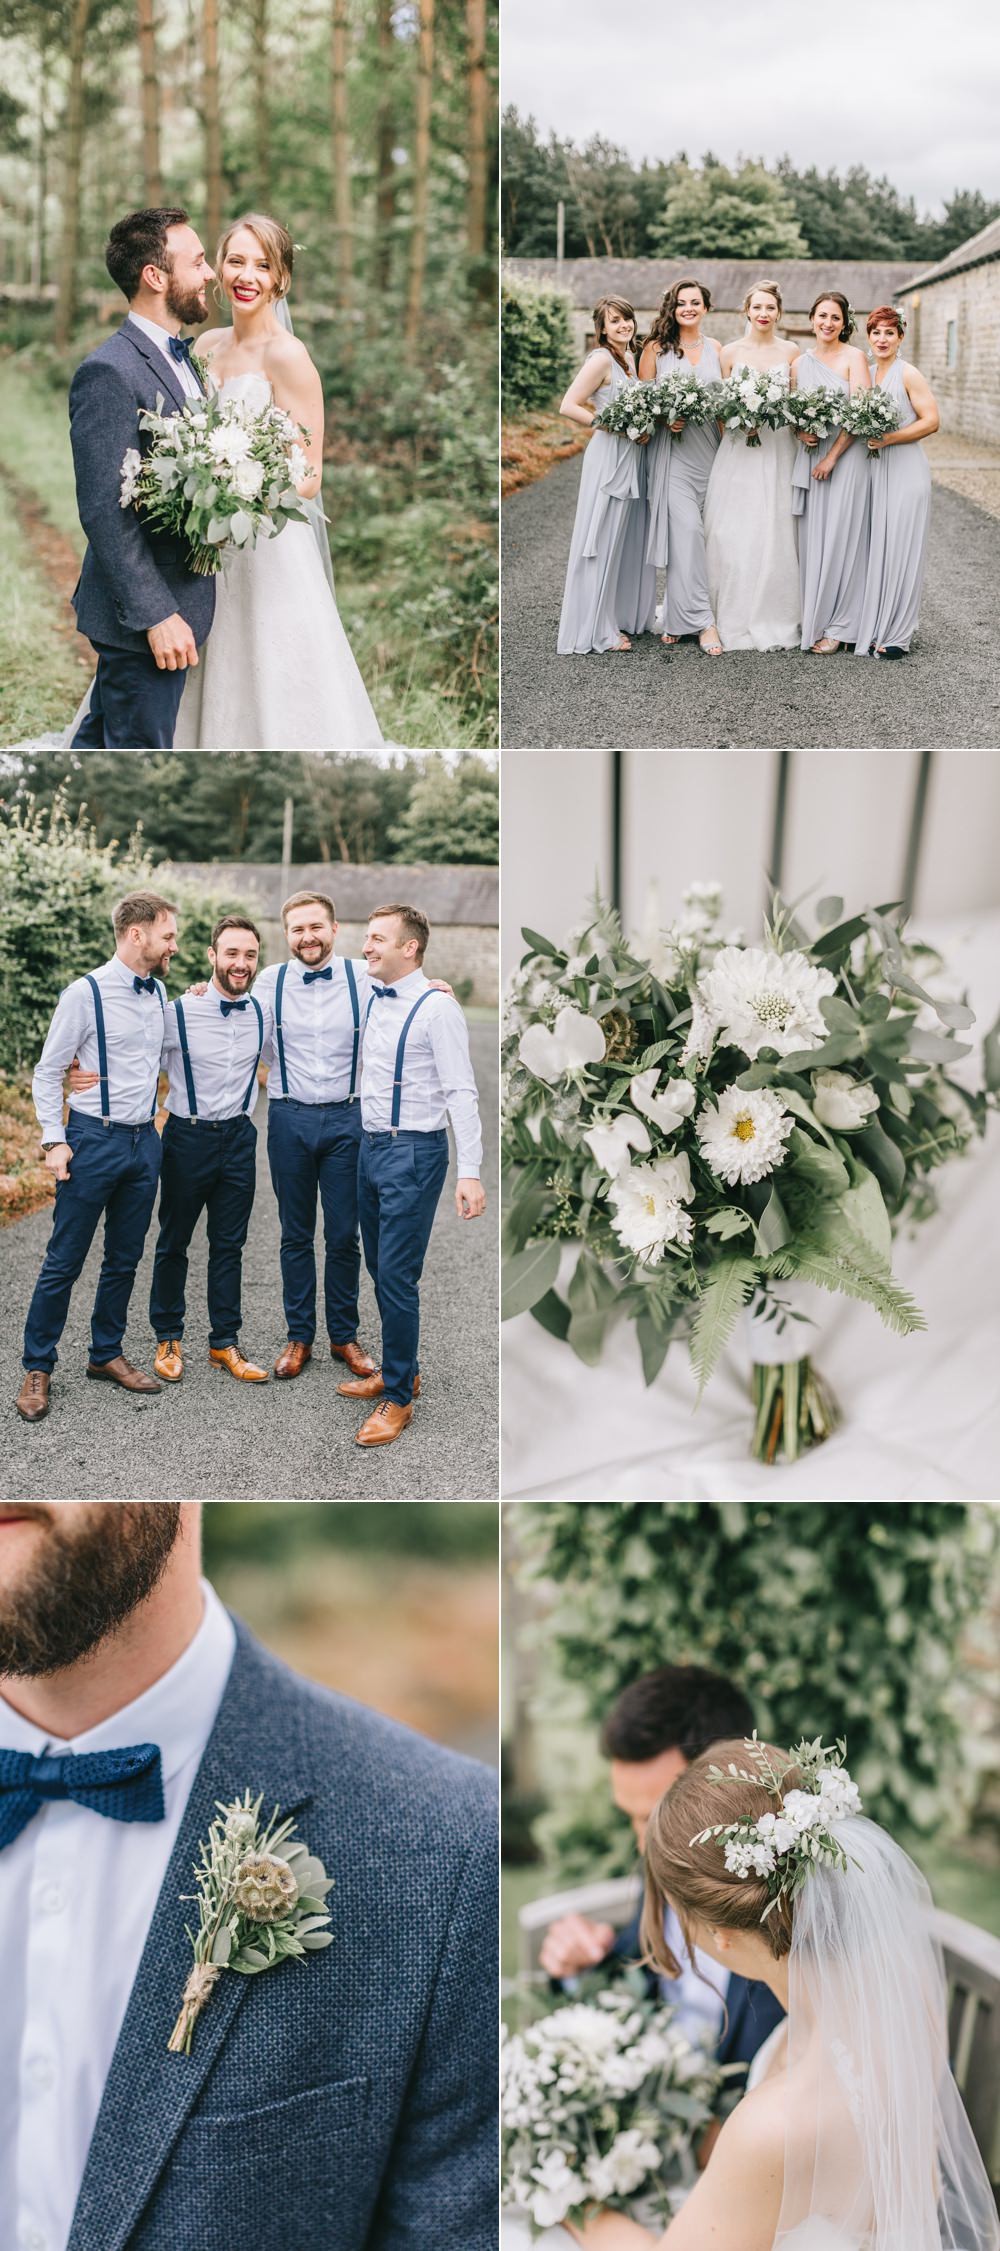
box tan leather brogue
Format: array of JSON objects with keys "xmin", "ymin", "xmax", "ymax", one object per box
[
  {"xmin": 273, "ymin": 1340, "xmax": 312, "ymax": 1380},
  {"xmin": 330, "ymin": 1338, "xmax": 376, "ymax": 1377},
  {"xmin": 155, "ymin": 1339, "xmax": 184, "ymax": 1383},
  {"xmin": 209, "ymin": 1346, "xmax": 269, "ymax": 1383},
  {"xmin": 337, "ymin": 1370, "xmax": 421, "ymax": 1402},
  {"xmin": 354, "ymin": 1400, "xmax": 414, "ymax": 1447},
  {"xmin": 15, "ymin": 1370, "xmax": 51, "ymax": 1423},
  {"xmin": 85, "ymin": 1356, "xmax": 162, "ymax": 1393}
]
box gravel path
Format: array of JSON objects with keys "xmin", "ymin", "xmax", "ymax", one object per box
[
  {"xmin": 501, "ymin": 451, "xmax": 1000, "ymax": 747},
  {"xmin": 3, "ymin": 1024, "xmax": 498, "ymax": 1502}
]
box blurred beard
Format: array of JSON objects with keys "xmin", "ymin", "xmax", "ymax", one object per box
[{"xmin": 0, "ymin": 1504, "xmax": 183, "ymax": 1676}]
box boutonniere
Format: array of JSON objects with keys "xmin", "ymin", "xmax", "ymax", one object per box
[
  {"xmin": 190, "ymin": 350, "xmax": 212, "ymax": 393},
  {"xmin": 168, "ymin": 1790, "xmax": 333, "ymax": 2056}
]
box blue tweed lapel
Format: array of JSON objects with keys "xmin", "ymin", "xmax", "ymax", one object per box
[
  {"xmin": 66, "ymin": 1622, "xmax": 314, "ymax": 2251},
  {"xmin": 120, "ymin": 315, "xmax": 189, "ymax": 415}
]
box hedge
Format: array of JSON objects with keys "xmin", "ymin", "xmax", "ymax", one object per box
[{"xmin": 502, "ymin": 278, "xmax": 575, "ymax": 414}]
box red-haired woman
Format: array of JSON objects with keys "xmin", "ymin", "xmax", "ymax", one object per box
[
  {"xmin": 557, "ymin": 298, "xmax": 655, "ymax": 655},
  {"xmin": 855, "ymin": 307, "xmax": 939, "ymax": 658},
  {"xmin": 638, "ymin": 279, "xmax": 723, "ymax": 655},
  {"xmin": 789, "ymin": 293, "xmax": 872, "ymax": 655}
]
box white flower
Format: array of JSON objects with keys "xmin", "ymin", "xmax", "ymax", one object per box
[
  {"xmin": 699, "ymin": 945, "xmax": 836, "ymax": 1059},
  {"xmin": 682, "ymin": 880, "xmax": 723, "ymax": 917},
  {"xmin": 724, "ymin": 1835, "xmax": 776, "ymax": 1879},
  {"xmin": 232, "ymin": 455, "xmax": 265, "ymax": 500},
  {"xmin": 287, "ymin": 442, "xmax": 309, "ymax": 484},
  {"xmin": 681, "ymin": 988, "xmax": 718, "ymax": 1063},
  {"xmin": 585, "ymin": 1113, "xmax": 651, "ymax": 1177},
  {"xmin": 630, "ymin": 1068, "xmax": 696, "ymax": 1135},
  {"xmin": 817, "ymin": 1769, "xmax": 862, "ymax": 1820},
  {"xmin": 697, "ymin": 1086, "xmax": 793, "ymax": 1185},
  {"xmin": 607, "ymin": 1152, "xmax": 694, "ymax": 1264},
  {"xmin": 209, "ymin": 421, "xmax": 253, "ymax": 465},
  {"xmin": 583, "ymin": 2129, "xmax": 660, "ymax": 2202},
  {"xmin": 811, "ymin": 1069, "xmax": 879, "ymax": 1131},
  {"xmin": 755, "ymin": 1812, "xmax": 799, "ymax": 1852},
  {"xmin": 518, "ymin": 1006, "xmax": 606, "ymax": 1083},
  {"xmin": 780, "ymin": 1789, "xmax": 825, "ymax": 1832},
  {"xmin": 529, "ymin": 2151, "xmax": 580, "ymax": 2229}
]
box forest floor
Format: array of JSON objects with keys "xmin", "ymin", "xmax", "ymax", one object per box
[{"xmin": 0, "ymin": 360, "xmax": 493, "ymax": 750}]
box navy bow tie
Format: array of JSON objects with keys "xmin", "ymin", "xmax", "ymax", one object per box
[
  {"xmin": 220, "ymin": 998, "xmax": 248, "ymax": 1016},
  {"xmin": 133, "ymin": 975, "xmax": 157, "ymax": 996},
  {"xmin": 0, "ymin": 1742, "xmax": 164, "ymax": 1850},
  {"xmin": 302, "ymin": 965, "xmax": 333, "ymax": 985},
  {"xmin": 371, "ymin": 986, "xmax": 397, "ymax": 999},
  {"xmin": 168, "ymin": 333, "xmax": 196, "ymax": 365}
]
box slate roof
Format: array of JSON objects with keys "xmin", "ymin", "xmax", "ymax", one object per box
[
  {"xmin": 164, "ymin": 862, "xmax": 499, "ymax": 926},
  {"xmin": 900, "ymin": 215, "xmax": 1000, "ymax": 291},
  {"xmin": 504, "ymin": 256, "xmax": 919, "ymax": 310}
]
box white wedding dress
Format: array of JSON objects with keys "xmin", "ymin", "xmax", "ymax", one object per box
[
  {"xmin": 703, "ymin": 360, "xmax": 800, "ymax": 649},
  {"xmin": 172, "ymin": 371, "xmax": 383, "ymax": 748}
]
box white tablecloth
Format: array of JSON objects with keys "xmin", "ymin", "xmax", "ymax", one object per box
[{"xmin": 502, "ymin": 918, "xmax": 1000, "ymax": 1501}]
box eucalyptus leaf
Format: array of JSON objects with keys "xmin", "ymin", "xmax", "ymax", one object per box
[
  {"xmin": 530, "ymin": 1288, "xmax": 571, "ymax": 1341},
  {"xmin": 521, "ymin": 927, "xmax": 564, "ymax": 960},
  {"xmin": 854, "ymin": 1120, "xmax": 906, "ymax": 1201},
  {"xmin": 982, "ymin": 1008, "xmax": 1000, "ymax": 1092},
  {"xmin": 816, "ymin": 896, "xmax": 843, "ymax": 926},
  {"xmin": 636, "ymin": 1311, "xmax": 671, "ymax": 1388},
  {"xmin": 567, "ymin": 1306, "xmax": 614, "ymax": 1366},
  {"xmin": 501, "ymin": 1239, "xmax": 561, "ymax": 1321}
]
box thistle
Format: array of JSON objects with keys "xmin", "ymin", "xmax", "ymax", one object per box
[{"xmin": 168, "ymin": 1790, "xmax": 333, "ymax": 2055}]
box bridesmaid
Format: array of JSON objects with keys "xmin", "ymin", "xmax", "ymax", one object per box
[
  {"xmin": 557, "ymin": 297, "xmax": 655, "ymax": 655},
  {"xmin": 790, "ymin": 292, "xmax": 872, "ymax": 656},
  {"xmin": 855, "ymin": 306, "xmax": 939, "ymax": 659},
  {"xmin": 638, "ymin": 277, "xmax": 723, "ymax": 655}
]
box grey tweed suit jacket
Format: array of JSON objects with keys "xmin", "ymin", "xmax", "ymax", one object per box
[
  {"xmin": 69, "ymin": 316, "xmax": 216, "ymax": 653},
  {"xmin": 63, "ymin": 1617, "xmax": 498, "ymax": 2250}
]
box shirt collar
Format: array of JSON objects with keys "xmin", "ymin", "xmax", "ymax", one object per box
[
  {"xmin": 127, "ymin": 309, "xmax": 181, "ymax": 363},
  {"xmin": 0, "ymin": 1579, "xmax": 236, "ymax": 1787},
  {"xmin": 108, "ymin": 953, "xmax": 141, "ymax": 990},
  {"xmin": 383, "ymin": 967, "xmax": 426, "ymax": 998}
]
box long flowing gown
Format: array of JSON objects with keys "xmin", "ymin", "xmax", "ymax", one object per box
[
  {"xmin": 172, "ymin": 371, "xmax": 383, "ymax": 746},
  {"xmin": 791, "ymin": 356, "xmax": 871, "ymax": 651},
  {"xmin": 703, "ymin": 360, "xmax": 800, "ymax": 650},
  {"xmin": 854, "ymin": 358, "xmax": 932, "ymax": 655},
  {"xmin": 646, "ymin": 341, "xmax": 722, "ymax": 637},
  {"xmin": 557, "ymin": 359, "xmax": 653, "ymax": 654}
]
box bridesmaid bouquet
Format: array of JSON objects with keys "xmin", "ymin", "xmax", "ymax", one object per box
[
  {"xmin": 502, "ymin": 884, "xmax": 999, "ymax": 1465},
  {"xmin": 592, "ymin": 382, "xmax": 659, "ymax": 442},
  {"xmin": 838, "ymin": 387, "xmax": 901, "ymax": 456},
  {"xmin": 647, "ymin": 368, "xmax": 717, "ymax": 441},
  {"xmin": 715, "ymin": 368, "xmax": 790, "ymax": 447},
  {"xmin": 782, "ymin": 389, "xmax": 845, "ymax": 443},
  {"xmin": 120, "ymin": 391, "xmax": 310, "ymax": 574}
]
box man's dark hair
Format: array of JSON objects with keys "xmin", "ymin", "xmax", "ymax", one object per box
[
  {"xmin": 210, "ymin": 914, "xmax": 261, "ymax": 950},
  {"xmin": 600, "ymin": 1664, "xmax": 755, "ymax": 1766},
  {"xmin": 105, "ymin": 208, "xmax": 190, "ymax": 301}
]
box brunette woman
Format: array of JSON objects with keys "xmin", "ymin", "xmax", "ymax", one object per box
[
  {"xmin": 790, "ymin": 292, "xmax": 872, "ymax": 655},
  {"xmin": 557, "ymin": 297, "xmax": 654, "ymax": 655},
  {"xmin": 638, "ymin": 279, "xmax": 723, "ymax": 655}
]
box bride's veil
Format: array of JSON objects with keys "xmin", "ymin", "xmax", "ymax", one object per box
[
  {"xmin": 777, "ymin": 1815, "xmax": 998, "ymax": 2250},
  {"xmin": 275, "ymin": 292, "xmax": 337, "ymax": 594}
]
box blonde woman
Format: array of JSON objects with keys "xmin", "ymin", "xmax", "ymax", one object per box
[
  {"xmin": 703, "ymin": 280, "xmax": 800, "ymax": 650},
  {"xmin": 174, "ymin": 213, "xmax": 383, "ymax": 747},
  {"xmin": 557, "ymin": 297, "xmax": 655, "ymax": 654}
]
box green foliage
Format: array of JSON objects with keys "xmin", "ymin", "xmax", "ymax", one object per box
[
  {"xmin": 387, "ymin": 752, "xmax": 498, "ymax": 864},
  {"xmin": 652, "ymin": 160, "xmax": 807, "ymax": 261},
  {"xmin": 514, "ymin": 1502, "xmax": 1000, "ymax": 1875},
  {"xmin": 202, "ymin": 1501, "xmax": 497, "ymax": 1568},
  {"xmin": 501, "ymin": 278, "xmax": 574, "ymax": 413}
]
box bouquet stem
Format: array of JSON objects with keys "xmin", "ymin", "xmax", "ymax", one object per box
[
  {"xmin": 749, "ymin": 1356, "xmax": 839, "ymax": 1465},
  {"xmin": 189, "ymin": 545, "xmax": 223, "ymax": 576},
  {"xmin": 167, "ymin": 1962, "xmax": 221, "ymax": 2056}
]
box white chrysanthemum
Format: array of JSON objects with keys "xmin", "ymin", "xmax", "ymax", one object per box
[
  {"xmin": 696, "ymin": 1086, "xmax": 793, "ymax": 1185},
  {"xmin": 630, "ymin": 1068, "xmax": 696, "ymax": 1134},
  {"xmin": 699, "ymin": 945, "xmax": 836, "ymax": 1059},
  {"xmin": 607, "ymin": 1152, "xmax": 694, "ymax": 1264},
  {"xmin": 209, "ymin": 420, "xmax": 253, "ymax": 465}
]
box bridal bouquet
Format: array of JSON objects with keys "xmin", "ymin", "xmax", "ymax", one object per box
[
  {"xmin": 715, "ymin": 368, "xmax": 789, "ymax": 447},
  {"xmin": 782, "ymin": 388, "xmax": 845, "ymax": 443},
  {"xmin": 120, "ymin": 391, "xmax": 310, "ymax": 574},
  {"xmin": 502, "ymin": 885, "xmax": 999, "ymax": 1463},
  {"xmin": 838, "ymin": 386, "xmax": 901, "ymax": 454},
  {"xmin": 647, "ymin": 367, "xmax": 719, "ymax": 440},
  {"xmin": 592, "ymin": 382, "xmax": 658, "ymax": 442},
  {"xmin": 502, "ymin": 1984, "xmax": 724, "ymax": 2236}
]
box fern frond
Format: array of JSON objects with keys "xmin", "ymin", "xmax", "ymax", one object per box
[
  {"xmin": 761, "ymin": 1246, "xmax": 925, "ymax": 1336},
  {"xmin": 690, "ymin": 1258, "xmax": 757, "ymax": 1397}
]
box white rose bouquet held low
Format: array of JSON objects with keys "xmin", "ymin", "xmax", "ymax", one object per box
[
  {"xmin": 120, "ymin": 389, "xmax": 311, "ymax": 575},
  {"xmin": 502, "ymin": 1983, "xmax": 726, "ymax": 2237},
  {"xmin": 646, "ymin": 368, "xmax": 718, "ymax": 441},
  {"xmin": 502, "ymin": 885, "xmax": 1000, "ymax": 1464},
  {"xmin": 715, "ymin": 367, "xmax": 790, "ymax": 447},
  {"xmin": 782, "ymin": 388, "xmax": 845, "ymax": 444},
  {"xmin": 592, "ymin": 382, "xmax": 659, "ymax": 442},
  {"xmin": 838, "ymin": 385, "xmax": 901, "ymax": 455}
]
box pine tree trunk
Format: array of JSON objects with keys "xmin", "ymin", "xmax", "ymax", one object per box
[
  {"xmin": 330, "ymin": 0, "xmax": 352, "ymax": 320},
  {"xmin": 252, "ymin": 0, "xmax": 270, "ymax": 204},
  {"xmin": 465, "ymin": 0, "xmax": 488, "ymax": 282},
  {"xmin": 31, "ymin": 15, "xmax": 50, "ymax": 292},
  {"xmin": 53, "ymin": 0, "xmax": 91, "ymax": 348},
  {"xmin": 404, "ymin": 0, "xmax": 434, "ymax": 344},
  {"xmin": 137, "ymin": 0, "xmax": 162, "ymax": 201},
  {"xmin": 203, "ymin": 0, "xmax": 222, "ymax": 259},
  {"xmin": 373, "ymin": 0, "xmax": 395, "ymax": 296}
]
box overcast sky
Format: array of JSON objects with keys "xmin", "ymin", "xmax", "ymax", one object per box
[{"xmin": 502, "ymin": 0, "xmax": 1000, "ymax": 215}]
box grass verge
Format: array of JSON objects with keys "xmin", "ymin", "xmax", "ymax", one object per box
[
  {"xmin": 502, "ymin": 409, "xmax": 588, "ymax": 498},
  {"xmin": 0, "ymin": 479, "xmax": 89, "ymax": 744}
]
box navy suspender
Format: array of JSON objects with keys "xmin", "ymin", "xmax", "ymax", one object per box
[
  {"xmin": 390, "ymin": 990, "xmax": 436, "ymax": 1131},
  {"xmin": 344, "ymin": 958, "xmax": 360, "ymax": 1099},
  {"xmin": 174, "ymin": 1000, "xmax": 198, "ymax": 1119},
  {"xmin": 274, "ymin": 960, "xmax": 289, "ymax": 1095},
  {"xmin": 242, "ymin": 996, "xmax": 265, "ymax": 1111},
  {"xmin": 84, "ymin": 974, "xmax": 163, "ymax": 1127}
]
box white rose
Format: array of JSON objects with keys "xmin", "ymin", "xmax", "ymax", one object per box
[
  {"xmin": 811, "ymin": 1068, "xmax": 880, "ymax": 1131},
  {"xmin": 232, "ymin": 456, "xmax": 265, "ymax": 499}
]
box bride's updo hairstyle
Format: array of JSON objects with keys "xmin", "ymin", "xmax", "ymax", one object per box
[
  {"xmin": 742, "ymin": 278, "xmax": 783, "ymax": 321},
  {"xmin": 216, "ymin": 213, "xmax": 294, "ymax": 302},
  {"xmin": 640, "ymin": 1738, "xmax": 799, "ymax": 1975}
]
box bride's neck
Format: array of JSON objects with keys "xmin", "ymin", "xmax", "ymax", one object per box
[
  {"xmin": 755, "ymin": 1954, "xmax": 790, "ymax": 2013},
  {"xmin": 229, "ymin": 305, "xmax": 282, "ymax": 347}
]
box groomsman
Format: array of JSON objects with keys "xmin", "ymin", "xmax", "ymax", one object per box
[
  {"xmin": 149, "ymin": 916, "xmax": 273, "ymax": 1385},
  {"xmin": 339, "ymin": 903, "xmax": 486, "ymax": 1448},
  {"xmin": 252, "ymin": 892, "xmax": 376, "ymax": 1384},
  {"xmin": 15, "ymin": 891, "xmax": 176, "ymax": 1424}
]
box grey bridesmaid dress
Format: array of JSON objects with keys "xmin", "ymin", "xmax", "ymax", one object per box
[
  {"xmin": 854, "ymin": 359, "xmax": 932, "ymax": 655},
  {"xmin": 792, "ymin": 355, "xmax": 870, "ymax": 651},
  {"xmin": 557, "ymin": 357, "xmax": 652, "ymax": 654},
  {"xmin": 645, "ymin": 341, "xmax": 722, "ymax": 637}
]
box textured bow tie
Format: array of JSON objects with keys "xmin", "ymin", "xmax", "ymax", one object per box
[
  {"xmin": 220, "ymin": 998, "xmax": 248, "ymax": 1015},
  {"xmin": 133, "ymin": 975, "xmax": 157, "ymax": 995},
  {"xmin": 168, "ymin": 333, "xmax": 196, "ymax": 365},
  {"xmin": 302, "ymin": 965, "xmax": 333, "ymax": 985},
  {"xmin": 0, "ymin": 1742, "xmax": 165, "ymax": 1850},
  {"xmin": 370, "ymin": 985, "xmax": 397, "ymax": 999}
]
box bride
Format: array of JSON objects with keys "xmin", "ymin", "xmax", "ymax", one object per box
[
  {"xmin": 703, "ymin": 281, "xmax": 800, "ymax": 650},
  {"xmin": 505, "ymin": 1734, "xmax": 999, "ymax": 2251},
  {"xmin": 172, "ymin": 213, "xmax": 383, "ymax": 748}
]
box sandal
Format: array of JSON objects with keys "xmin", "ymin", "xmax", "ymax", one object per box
[
  {"xmin": 699, "ymin": 629, "xmax": 723, "ymax": 656},
  {"xmin": 810, "ymin": 637, "xmax": 842, "ymax": 656}
]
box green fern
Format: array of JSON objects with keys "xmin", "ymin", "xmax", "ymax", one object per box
[
  {"xmin": 690, "ymin": 1258, "xmax": 757, "ymax": 1397},
  {"xmin": 762, "ymin": 1246, "xmax": 925, "ymax": 1336}
]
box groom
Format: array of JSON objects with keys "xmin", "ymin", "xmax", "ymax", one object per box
[
  {"xmin": 69, "ymin": 208, "xmax": 216, "ymax": 749},
  {"xmin": 0, "ymin": 1503, "xmax": 497, "ymax": 2249}
]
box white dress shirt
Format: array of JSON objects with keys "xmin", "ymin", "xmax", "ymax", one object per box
[
  {"xmin": 253, "ymin": 954, "xmax": 371, "ymax": 1106},
  {"xmin": 126, "ymin": 310, "xmax": 202, "ymax": 400},
  {"xmin": 161, "ymin": 986, "xmax": 274, "ymax": 1122},
  {"xmin": 360, "ymin": 967, "xmax": 483, "ymax": 1177},
  {"xmin": 660, "ymin": 1901, "xmax": 728, "ymax": 2048},
  {"xmin": 0, "ymin": 1582, "xmax": 235, "ymax": 2251},
  {"xmin": 32, "ymin": 956, "xmax": 166, "ymax": 1143}
]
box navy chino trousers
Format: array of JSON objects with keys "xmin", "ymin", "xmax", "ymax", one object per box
[
  {"xmin": 22, "ymin": 1112, "xmax": 162, "ymax": 1373},
  {"xmin": 71, "ymin": 642, "xmax": 189, "ymax": 750},
  {"xmin": 357, "ymin": 1129, "xmax": 449, "ymax": 1406},
  {"xmin": 266, "ymin": 1097, "xmax": 363, "ymax": 1347},
  {"xmin": 149, "ymin": 1113, "xmax": 257, "ymax": 1350}
]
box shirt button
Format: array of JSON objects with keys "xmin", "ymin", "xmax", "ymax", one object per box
[
  {"xmin": 26, "ymin": 2054, "xmax": 55, "ymax": 2090},
  {"xmin": 37, "ymin": 1881, "xmax": 65, "ymax": 1914},
  {"xmin": 19, "ymin": 2223, "xmax": 47, "ymax": 2251}
]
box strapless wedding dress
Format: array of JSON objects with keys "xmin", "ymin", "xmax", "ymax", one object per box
[{"xmin": 172, "ymin": 371, "xmax": 383, "ymax": 748}]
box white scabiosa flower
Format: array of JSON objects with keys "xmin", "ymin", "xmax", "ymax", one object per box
[
  {"xmin": 630, "ymin": 1067, "xmax": 696, "ymax": 1134},
  {"xmin": 811, "ymin": 1069, "xmax": 879, "ymax": 1131},
  {"xmin": 700, "ymin": 945, "xmax": 836, "ymax": 1059},
  {"xmin": 607, "ymin": 1152, "xmax": 694, "ymax": 1264},
  {"xmin": 697, "ymin": 1086, "xmax": 793, "ymax": 1185},
  {"xmin": 518, "ymin": 1005, "xmax": 606, "ymax": 1083},
  {"xmin": 584, "ymin": 1113, "xmax": 651, "ymax": 1177}
]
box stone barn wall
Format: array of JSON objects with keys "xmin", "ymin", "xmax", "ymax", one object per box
[{"xmin": 899, "ymin": 258, "xmax": 1000, "ymax": 446}]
